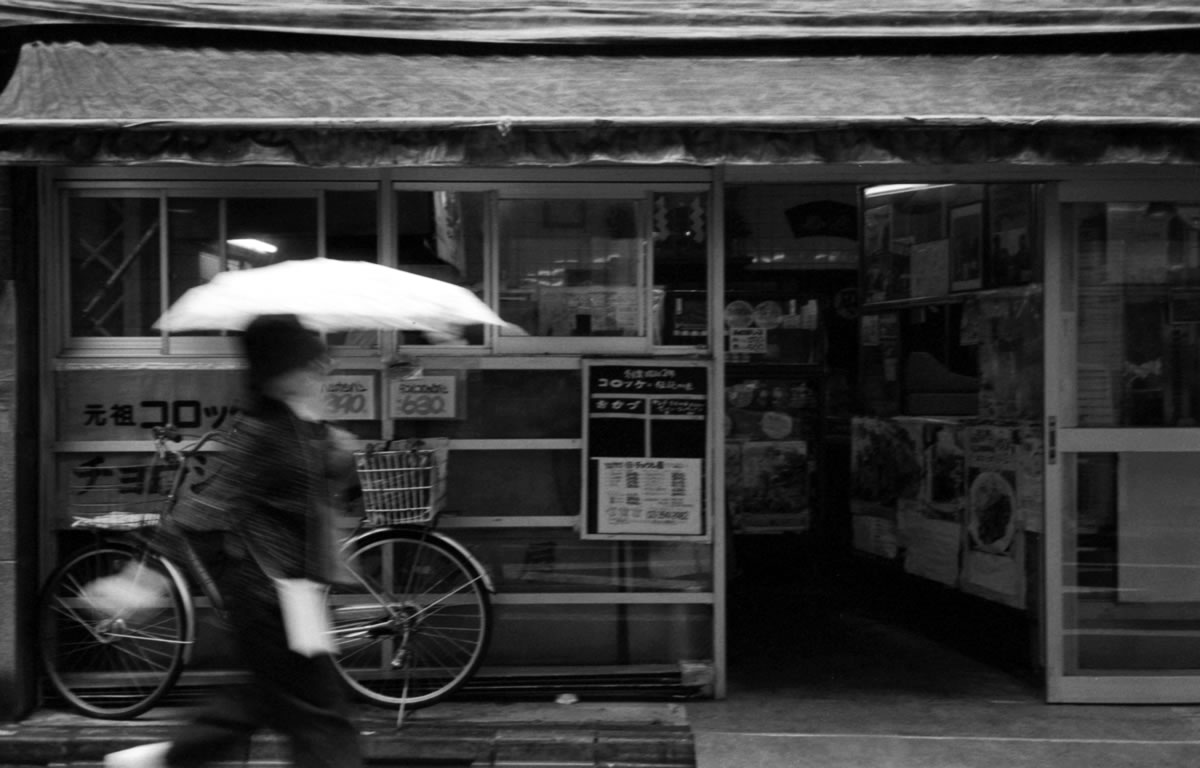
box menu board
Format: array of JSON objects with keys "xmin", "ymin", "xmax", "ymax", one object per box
[{"xmin": 582, "ymin": 361, "xmax": 710, "ymax": 540}]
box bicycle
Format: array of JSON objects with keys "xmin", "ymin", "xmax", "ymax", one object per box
[{"xmin": 38, "ymin": 426, "xmax": 494, "ymax": 721}]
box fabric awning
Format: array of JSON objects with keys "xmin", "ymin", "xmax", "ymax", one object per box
[
  {"xmin": 1, "ymin": 1, "xmax": 1198, "ymax": 41},
  {"xmin": 1, "ymin": 41, "xmax": 1199, "ymax": 166}
]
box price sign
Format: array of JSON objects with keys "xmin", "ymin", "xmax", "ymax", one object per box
[
  {"xmin": 729, "ymin": 327, "xmax": 767, "ymax": 354},
  {"xmin": 389, "ymin": 375, "xmax": 458, "ymax": 420},
  {"xmin": 323, "ymin": 373, "xmax": 378, "ymax": 420}
]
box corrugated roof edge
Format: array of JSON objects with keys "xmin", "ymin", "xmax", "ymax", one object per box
[{"xmin": 1, "ymin": 2, "xmax": 1200, "ymax": 41}]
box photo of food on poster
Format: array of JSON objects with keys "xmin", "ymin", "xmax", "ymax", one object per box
[
  {"xmin": 961, "ymin": 425, "xmax": 1026, "ymax": 608},
  {"xmin": 850, "ymin": 417, "xmax": 922, "ymax": 561},
  {"xmin": 732, "ymin": 440, "xmax": 811, "ymax": 533},
  {"xmin": 894, "ymin": 418, "xmax": 965, "ymax": 588}
]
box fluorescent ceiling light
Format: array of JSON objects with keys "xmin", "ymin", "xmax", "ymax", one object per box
[
  {"xmin": 864, "ymin": 184, "xmax": 953, "ymax": 197},
  {"xmin": 226, "ymin": 238, "xmax": 278, "ymax": 254}
]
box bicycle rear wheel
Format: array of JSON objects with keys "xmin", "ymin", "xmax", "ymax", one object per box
[
  {"xmin": 39, "ymin": 542, "xmax": 190, "ymax": 719},
  {"xmin": 328, "ymin": 528, "xmax": 492, "ymax": 709}
]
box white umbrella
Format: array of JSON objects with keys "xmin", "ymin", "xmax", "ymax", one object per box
[{"xmin": 155, "ymin": 257, "xmax": 511, "ymax": 335}]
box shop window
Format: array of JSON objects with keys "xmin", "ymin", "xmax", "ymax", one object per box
[
  {"xmin": 654, "ymin": 192, "xmax": 710, "ymax": 345},
  {"xmin": 1066, "ymin": 201, "xmax": 1200, "ymax": 427},
  {"xmin": 65, "ymin": 189, "xmax": 379, "ymax": 347},
  {"xmin": 856, "ymin": 183, "xmax": 1043, "ymax": 420},
  {"xmin": 68, "ymin": 196, "xmax": 161, "ymax": 337},
  {"xmin": 387, "ymin": 190, "xmax": 487, "ymax": 348},
  {"xmin": 163, "ymin": 196, "xmax": 320, "ymax": 340},
  {"xmin": 498, "ymin": 197, "xmax": 644, "ymax": 342}
]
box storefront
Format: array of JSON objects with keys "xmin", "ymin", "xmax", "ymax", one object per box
[{"xmin": 2, "ymin": 5, "xmax": 1200, "ymax": 719}]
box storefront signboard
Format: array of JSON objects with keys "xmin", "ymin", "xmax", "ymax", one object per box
[
  {"xmin": 582, "ymin": 360, "xmax": 709, "ymax": 540},
  {"xmin": 57, "ymin": 368, "xmax": 245, "ymax": 441}
]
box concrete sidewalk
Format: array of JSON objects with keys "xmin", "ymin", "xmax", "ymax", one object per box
[
  {"xmin": 10, "ymin": 612, "xmax": 1200, "ymax": 768},
  {"xmin": 0, "ymin": 701, "xmax": 694, "ymax": 767},
  {"xmin": 685, "ymin": 612, "xmax": 1200, "ymax": 768}
]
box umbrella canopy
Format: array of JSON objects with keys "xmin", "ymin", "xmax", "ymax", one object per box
[{"xmin": 155, "ymin": 257, "xmax": 509, "ymax": 335}]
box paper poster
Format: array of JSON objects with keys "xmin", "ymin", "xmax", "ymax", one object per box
[
  {"xmin": 594, "ymin": 457, "xmax": 703, "ymax": 536},
  {"xmin": 732, "ymin": 440, "xmax": 811, "ymax": 533},
  {"xmin": 894, "ymin": 418, "xmax": 965, "ymax": 586},
  {"xmin": 909, "ymin": 239, "xmax": 950, "ymax": 299},
  {"xmin": 850, "ymin": 417, "xmax": 923, "ymax": 561},
  {"xmin": 961, "ymin": 425, "xmax": 1026, "ymax": 608},
  {"xmin": 898, "ymin": 498, "xmax": 962, "ymax": 587}
]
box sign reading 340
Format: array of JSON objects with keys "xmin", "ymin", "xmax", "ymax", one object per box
[
  {"xmin": 322, "ymin": 374, "xmax": 378, "ymax": 420},
  {"xmin": 389, "ymin": 375, "xmax": 458, "ymax": 419}
]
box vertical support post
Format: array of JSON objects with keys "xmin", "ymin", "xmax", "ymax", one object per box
[
  {"xmin": 0, "ymin": 167, "xmax": 38, "ymax": 721},
  {"xmin": 710, "ymin": 167, "xmax": 728, "ymax": 699}
]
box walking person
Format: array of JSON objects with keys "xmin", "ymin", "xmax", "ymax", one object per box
[{"xmin": 106, "ymin": 314, "xmax": 363, "ymax": 768}]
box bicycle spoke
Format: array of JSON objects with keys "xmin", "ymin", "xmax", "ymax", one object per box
[
  {"xmin": 330, "ymin": 531, "xmax": 490, "ymax": 709},
  {"xmin": 40, "ymin": 546, "xmax": 189, "ymax": 719}
]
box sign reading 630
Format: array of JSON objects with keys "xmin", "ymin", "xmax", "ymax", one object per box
[{"xmin": 389, "ymin": 375, "xmax": 458, "ymax": 420}]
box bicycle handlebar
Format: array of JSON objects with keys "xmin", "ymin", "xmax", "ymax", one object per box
[
  {"xmin": 152, "ymin": 425, "xmax": 183, "ymax": 442},
  {"xmin": 152, "ymin": 424, "xmax": 226, "ymax": 455}
]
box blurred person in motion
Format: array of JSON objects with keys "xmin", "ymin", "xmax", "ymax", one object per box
[{"xmin": 106, "ymin": 313, "xmax": 362, "ymax": 768}]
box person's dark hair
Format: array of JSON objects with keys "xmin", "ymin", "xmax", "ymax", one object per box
[{"xmin": 242, "ymin": 314, "xmax": 327, "ymax": 408}]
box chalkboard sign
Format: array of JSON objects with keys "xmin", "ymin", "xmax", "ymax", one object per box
[{"xmin": 582, "ymin": 360, "xmax": 710, "ymax": 540}]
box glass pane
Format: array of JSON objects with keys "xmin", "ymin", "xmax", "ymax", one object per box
[
  {"xmin": 487, "ymin": 603, "xmax": 712, "ymax": 666},
  {"xmin": 162, "ymin": 196, "xmax": 318, "ymax": 339},
  {"xmin": 167, "ymin": 198, "xmax": 220, "ymax": 306},
  {"xmin": 393, "ymin": 190, "xmax": 486, "ymax": 346},
  {"xmin": 325, "ymin": 190, "xmax": 379, "ymax": 348},
  {"xmin": 451, "ymin": 528, "xmax": 714, "ymax": 594},
  {"xmin": 226, "ymin": 197, "xmax": 318, "ymax": 263},
  {"xmin": 653, "ymin": 192, "xmax": 708, "ymax": 345},
  {"xmin": 68, "ymin": 196, "xmax": 161, "ymax": 337},
  {"xmin": 1069, "ymin": 201, "xmax": 1200, "ymax": 426},
  {"xmin": 498, "ymin": 198, "xmax": 642, "ymax": 338},
  {"xmin": 327, "ymin": 190, "xmax": 377, "ymax": 264},
  {"xmin": 392, "ymin": 369, "xmax": 581, "ymax": 440},
  {"xmin": 1066, "ymin": 453, "xmax": 1200, "ymax": 674},
  {"xmin": 444, "ymin": 450, "xmax": 581, "ymax": 517}
]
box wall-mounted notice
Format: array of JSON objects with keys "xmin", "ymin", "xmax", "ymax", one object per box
[{"xmin": 582, "ymin": 361, "xmax": 710, "ymax": 540}]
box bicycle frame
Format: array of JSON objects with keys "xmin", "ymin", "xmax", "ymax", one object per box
[{"xmin": 156, "ymin": 429, "xmax": 229, "ymax": 615}]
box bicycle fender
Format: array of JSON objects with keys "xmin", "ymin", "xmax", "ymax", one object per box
[
  {"xmin": 157, "ymin": 555, "xmax": 198, "ymax": 662},
  {"xmin": 343, "ymin": 528, "xmax": 496, "ymax": 593},
  {"xmin": 424, "ymin": 530, "xmax": 496, "ymax": 593}
]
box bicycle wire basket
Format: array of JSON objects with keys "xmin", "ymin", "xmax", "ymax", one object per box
[
  {"xmin": 353, "ymin": 438, "xmax": 448, "ymax": 526},
  {"xmin": 67, "ymin": 455, "xmax": 182, "ymax": 530}
]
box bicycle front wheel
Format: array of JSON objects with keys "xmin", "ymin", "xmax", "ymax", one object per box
[
  {"xmin": 328, "ymin": 529, "xmax": 492, "ymax": 709},
  {"xmin": 39, "ymin": 543, "xmax": 190, "ymax": 719}
]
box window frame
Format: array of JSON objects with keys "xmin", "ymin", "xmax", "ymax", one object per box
[{"xmin": 50, "ymin": 174, "xmax": 712, "ymax": 359}]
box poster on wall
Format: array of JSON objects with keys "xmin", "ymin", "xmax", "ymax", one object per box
[
  {"xmin": 960, "ymin": 425, "xmax": 1026, "ymax": 609},
  {"xmin": 850, "ymin": 417, "xmax": 923, "ymax": 560},
  {"xmin": 582, "ymin": 361, "xmax": 710, "ymax": 540},
  {"xmin": 732, "ymin": 440, "xmax": 811, "ymax": 533},
  {"xmin": 949, "ymin": 202, "xmax": 984, "ymax": 291},
  {"xmin": 968, "ymin": 288, "xmax": 1044, "ymax": 421},
  {"xmin": 895, "ymin": 418, "xmax": 966, "ymax": 587}
]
